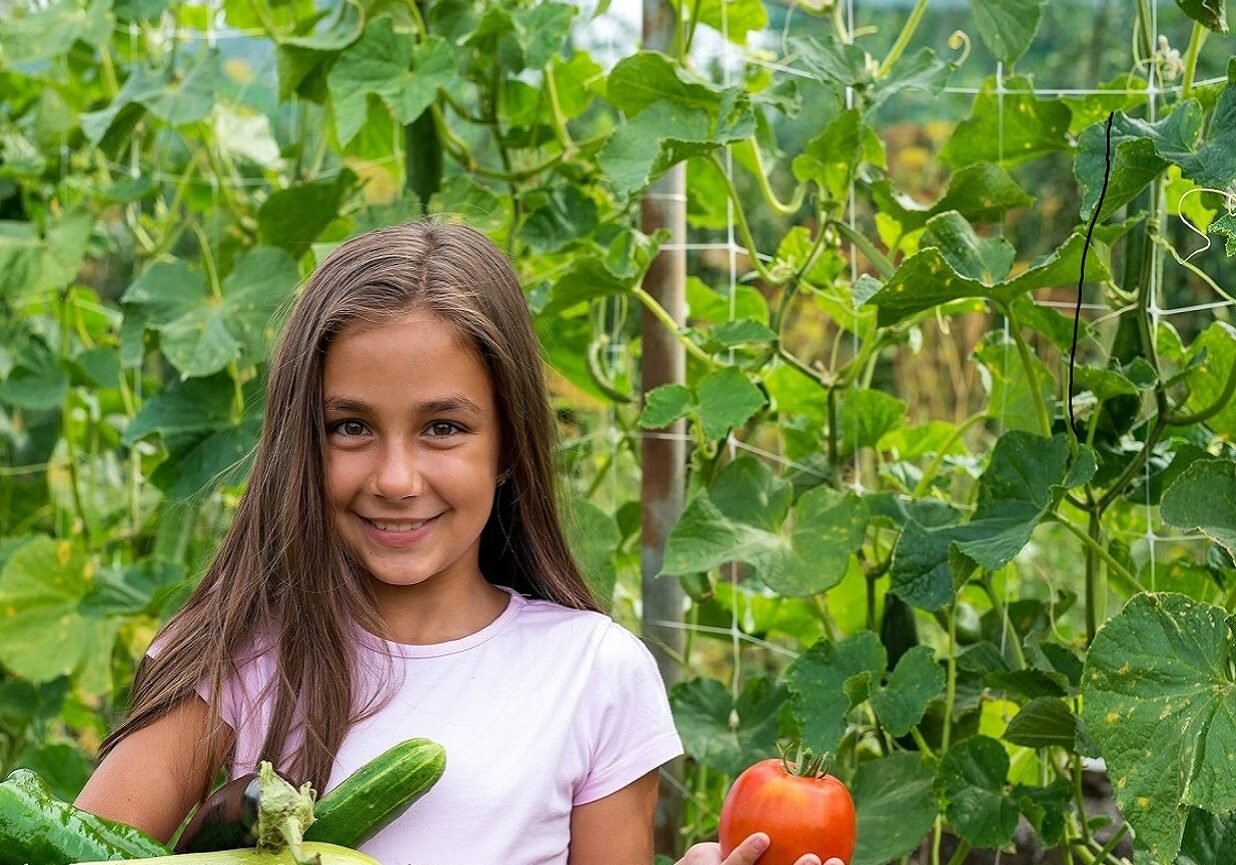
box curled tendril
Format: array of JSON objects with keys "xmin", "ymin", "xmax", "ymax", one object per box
[
  {"xmin": 1175, "ymin": 185, "xmax": 1236, "ymax": 263},
  {"xmin": 947, "ymin": 30, "xmax": 971, "ymax": 66}
]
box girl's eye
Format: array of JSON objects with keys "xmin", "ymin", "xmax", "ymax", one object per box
[
  {"xmin": 330, "ymin": 420, "xmax": 367, "ymax": 437},
  {"xmin": 428, "ymin": 421, "xmax": 463, "ymax": 438}
]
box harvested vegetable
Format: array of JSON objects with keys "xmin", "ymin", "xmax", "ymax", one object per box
[
  {"xmin": 304, "ymin": 738, "xmax": 445, "ymax": 849},
  {"xmin": 253, "ymin": 762, "xmax": 318, "ymax": 865},
  {"xmin": 175, "ymin": 772, "xmax": 263, "ymax": 853},
  {"xmin": 0, "ymin": 768, "xmax": 169, "ymax": 865},
  {"xmin": 72, "ymin": 842, "xmax": 382, "ymax": 864}
]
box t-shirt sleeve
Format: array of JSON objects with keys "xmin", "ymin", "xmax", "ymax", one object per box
[{"xmin": 573, "ymin": 621, "xmax": 685, "ymax": 806}]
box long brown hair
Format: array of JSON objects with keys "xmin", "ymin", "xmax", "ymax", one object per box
[{"xmin": 102, "ymin": 220, "xmax": 602, "ymax": 800}]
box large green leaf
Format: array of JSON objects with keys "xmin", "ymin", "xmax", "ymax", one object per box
[
  {"xmin": 1177, "ymin": 322, "xmax": 1236, "ymax": 437},
  {"xmin": 598, "ymin": 55, "xmax": 754, "ymax": 197},
  {"xmin": 669, "ymin": 675, "xmax": 785, "ymax": 775},
  {"xmin": 786, "ymin": 631, "xmax": 886, "ymax": 753},
  {"xmin": 868, "ymin": 645, "xmax": 944, "ymax": 736},
  {"xmin": 1083, "ymin": 593, "xmax": 1236, "ymax": 865},
  {"xmin": 890, "ymin": 433, "xmax": 1095, "ymax": 610},
  {"xmin": 973, "ymin": 330, "xmax": 1055, "ymax": 434},
  {"xmin": 1161, "ymin": 460, "xmax": 1236, "ymax": 560},
  {"xmin": 1076, "ymin": 102, "xmax": 1205, "ymax": 222},
  {"xmin": 870, "ymin": 162, "xmax": 1033, "ymax": 232},
  {"xmin": 0, "ymin": 538, "xmax": 121, "ymax": 695},
  {"xmin": 122, "ymin": 249, "xmax": 297, "ymax": 378},
  {"xmin": 968, "ymin": 0, "xmax": 1046, "ymax": 65},
  {"xmin": 0, "ymin": 0, "xmax": 112, "ymax": 65},
  {"xmin": 666, "ymin": 0, "xmax": 767, "ymax": 43},
  {"xmin": 791, "ymin": 35, "xmax": 953, "ymax": 118},
  {"xmin": 81, "ymin": 55, "xmax": 221, "ymax": 144},
  {"xmin": 327, "ymin": 19, "xmax": 457, "ymax": 145},
  {"xmin": 942, "ymin": 75, "xmax": 1071, "ymax": 169},
  {"xmin": 865, "ymin": 225, "xmax": 1111, "ymax": 327},
  {"xmin": 850, "ymin": 753, "xmax": 938, "ymax": 865},
  {"xmin": 936, "ymin": 735, "xmax": 1019, "ymax": 848},
  {"xmin": 660, "ymin": 457, "xmax": 868, "ymax": 596}
]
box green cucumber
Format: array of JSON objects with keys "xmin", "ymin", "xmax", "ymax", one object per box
[
  {"xmin": 0, "ymin": 767, "xmax": 169, "ymax": 865},
  {"xmin": 72, "ymin": 841, "xmax": 381, "ymax": 864},
  {"xmin": 303, "ymin": 738, "xmax": 445, "ymax": 849}
]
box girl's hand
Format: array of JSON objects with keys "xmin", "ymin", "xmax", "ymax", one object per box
[{"xmin": 675, "ymin": 832, "xmax": 846, "ymax": 865}]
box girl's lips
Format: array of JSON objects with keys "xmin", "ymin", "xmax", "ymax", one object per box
[{"xmin": 357, "ymin": 513, "xmax": 440, "ymax": 547}]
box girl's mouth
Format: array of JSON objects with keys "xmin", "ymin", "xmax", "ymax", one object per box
[{"xmin": 358, "ymin": 513, "xmax": 440, "ymax": 546}]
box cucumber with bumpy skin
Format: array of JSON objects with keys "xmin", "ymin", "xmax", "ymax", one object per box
[
  {"xmin": 303, "ymin": 738, "xmax": 445, "ymax": 849},
  {"xmin": 72, "ymin": 841, "xmax": 381, "ymax": 864}
]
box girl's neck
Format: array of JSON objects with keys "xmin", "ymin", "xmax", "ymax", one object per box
[{"xmin": 371, "ymin": 578, "xmax": 512, "ymax": 646}]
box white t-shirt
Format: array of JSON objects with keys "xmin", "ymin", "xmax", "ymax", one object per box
[{"xmin": 189, "ymin": 585, "xmax": 685, "ymax": 865}]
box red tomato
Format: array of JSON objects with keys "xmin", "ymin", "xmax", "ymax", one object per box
[{"xmin": 718, "ymin": 753, "xmax": 856, "ymax": 865}]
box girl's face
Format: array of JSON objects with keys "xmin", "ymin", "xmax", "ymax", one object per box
[{"xmin": 322, "ymin": 310, "xmax": 503, "ymax": 595}]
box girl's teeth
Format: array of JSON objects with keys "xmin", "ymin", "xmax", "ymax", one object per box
[{"xmin": 371, "ymin": 519, "xmax": 427, "ymax": 532}]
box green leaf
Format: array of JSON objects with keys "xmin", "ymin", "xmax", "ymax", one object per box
[
  {"xmin": 666, "ymin": 0, "xmax": 767, "ymax": 43},
  {"xmin": 0, "ymin": 0, "xmax": 112, "ymax": 64},
  {"xmin": 688, "ymin": 277, "xmax": 769, "ymax": 326},
  {"xmin": 793, "ymin": 109, "xmax": 875, "ymax": 202},
  {"xmin": 1082, "ymin": 593, "xmax": 1236, "ymax": 865},
  {"xmin": 850, "ymin": 753, "xmax": 938, "ymax": 865},
  {"xmin": 871, "ymin": 162, "xmax": 1033, "ymax": 232},
  {"xmin": 869, "ymin": 645, "xmax": 944, "ymax": 736},
  {"xmin": 786, "ymin": 632, "xmax": 885, "ymax": 754},
  {"xmin": 0, "ymin": 538, "xmax": 120, "ymax": 695},
  {"xmin": 1162, "ymin": 460, "xmax": 1236, "ymax": 560},
  {"xmin": 695, "ymin": 366, "xmax": 766, "ymax": 441},
  {"xmin": 1177, "ymin": 807, "xmax": 1236, "ymax": 865},
  {"xmin": 328, "ymin": 19, "xmax": 457, "ymax": 145},
  {"xmin": 606, "ymin": 51, "xmax": 723, "ymax": 118},
  {"xmin": 1177, "ymin": 322, "xmax": 1236, "ymax": 436},
  {"xmin": 891, "ymin": 433, "xmax": 1095, "ymax": 610},
  {"xmin": 936, "ymin": 735, "xmax": 1019, "ymax": 848},
  {"xmin": 837, "ymin": 388, "xmax": 906, "ymax": 458},
  {"xmin": 867, "ymin": 230, "xmax": 1110, "ymax": 327},
  {"xmin": 921, "ymin": 212, "xmax": 1015, "ymax": 284},
  {"xmin": 520, "ymin": 186, "xmax": 598, "ymax": 255},
  {"xmin": 1002, "ymin": 697, "xmax": 1079, "ymax": 749},
  {"xmin": 669, "ymin": 675, "xmax": 786, "ymax": 774},
  {"xmin": 1209, "ymin": 210, "xmax": 1236, "ymax": 256},
  {"xmin": 545, "ymin": 257, "xmax": 630, "ymax": 316},
  {"xmin": 152, "ymin": 410, "xmax": 262, "ymax": 501},
  {"xmin": 123, "ymin": 372, "xmax": 235, "ymax": 446},
  {"xmin": 974, "ymin": 330, "xmax": 1055, "ymax": 434},
  {"xmin": 639, "ymin": 384, "xmax": 692, "ymax": 429},
  {"xmin": 942, "ymin": 75, "xmax": 1071, "ymax": 169},
  {"xmin": 968, "ymin": 0, "xmax": 1046, "ymax": 65},
  {"xmin": 1176, "ymin": 0, "xmax": 1229, "ymax": 33},
  {"xmin": 81, "ymin": 55, "xmax": 221, "ymax": 144},
  {"xmin": 661, "ymin": 457, "xmax": 868, "ymax": 596},
  {"xmin": 258, "ymin": 171, "xmax": 357, "ymax": 256},
  {"xmin": 0, "ymin": 338, "xmax": 67, "ymax": 411},
  {"xmin": 1075, "ymin": 102, "xmax": 1204, "ymax": 222},
  {"xmin": 565, "ymin": 500, "xmax": 620, "ymax": 611}
]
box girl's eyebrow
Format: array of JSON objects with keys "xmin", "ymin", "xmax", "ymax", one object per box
[{"xmin": 322, "ymin": 395, "xmax": 483, "ymax": 416}]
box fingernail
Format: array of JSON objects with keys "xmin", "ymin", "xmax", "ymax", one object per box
[{"xmin": 753, "ymin": 835, "xmax": 770, "ymax": 852}]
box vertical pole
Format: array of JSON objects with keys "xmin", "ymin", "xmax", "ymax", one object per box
[{"xmin": 641, "ymin": 1, "xmax": 687, "ymax": 858}]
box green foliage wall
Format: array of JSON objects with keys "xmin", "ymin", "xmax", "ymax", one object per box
[{"xmin": 2, "ymin": 0, "xmax": 1236, "ymax": 862}]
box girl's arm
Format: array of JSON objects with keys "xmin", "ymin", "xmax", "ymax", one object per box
[
  {"xmin": 74, "ymin": 694, "xmax": 229, "ymax": 845},
  {"xmin": 567, "ymin": 767, "xmax": 659, "ymax": 865}
]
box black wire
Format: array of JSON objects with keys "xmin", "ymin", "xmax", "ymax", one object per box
[{"xmin": 1069, "ymin": 111, "xmax": 1116, "ymax": 440}]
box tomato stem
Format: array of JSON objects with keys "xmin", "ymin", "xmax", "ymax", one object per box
[{"xmin": 776, "ymin": 741, "xmax": 835, "ymax": 778}]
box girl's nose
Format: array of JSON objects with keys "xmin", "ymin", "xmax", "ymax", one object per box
[{"xmin": 372, "ymin": 442, "xmax": 423, "ymax": 499}]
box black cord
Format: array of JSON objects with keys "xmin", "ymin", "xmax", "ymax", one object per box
[{"xmin": 1069, "ymin": 111, "xmax": 1116, "ymax": 440}]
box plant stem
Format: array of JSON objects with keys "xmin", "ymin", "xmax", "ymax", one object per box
[
  {"xmin": 1085, "ymin": 509, "xmax": 1105, "ymax": 643},
  {"xmin": 1181, "ymin": 22, "xmax": 1208, "ymax": 99},
  {"xmin": 1049, "ymin": 516, "xmax": 1147, "ymax": 598},
  {"xmin": 942, "ymin": 602, "xmax": 957, "ymax": 752},
  {"xmin": 879, "ymin": 0, "xmax": 930, "ymax": 76},
  {"xmin": 944, "ymin": 841, "xmax": 971, "ymax": 865},
  {"xmin": 1001, "ymin": 302, "xmax": 1053, "ymax": 437},
  {"xmin": 744, "ymin": 138, "xmax": 806, "ymax": 217},
  {"xmin": 708, "ymin": 153, "xmax": 781, "ymax": 285},
  {"xmin": 980, "ymin": 575, "xmax": 1027, "ymax": 670},
  {"xmin": 631, "ymin": 286, "xmax": 716, "ymax": 368},
  {"xmin": 830, "ymin": 218, "xmax": 895, "ymax": 279},
  {"xmin": 912, "ymin": 411, "xmax": 985, "ymax": 496}
]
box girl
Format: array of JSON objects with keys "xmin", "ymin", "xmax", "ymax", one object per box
[{"xmin": 74, "ymin": 220, "xmax": 833, "ymax": 865}]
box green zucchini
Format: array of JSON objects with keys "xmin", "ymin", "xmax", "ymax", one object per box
[
  {"xmin": 0, "ymin": 767, "xmax": 169, "ymax": 865},
  {"xmin": 303, "ymin": 738, "xmax": 445, "ymax": 849},
  {"xmin": 72, "ymin": 842, "xmax": 381, "ymax": 864}
]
